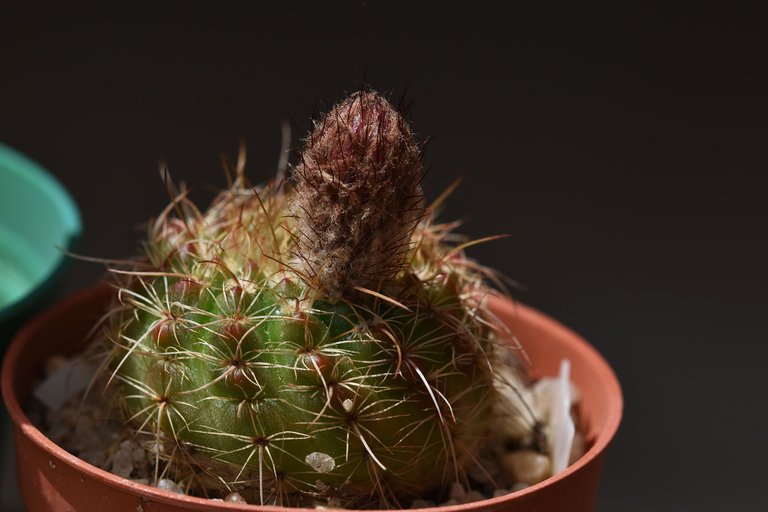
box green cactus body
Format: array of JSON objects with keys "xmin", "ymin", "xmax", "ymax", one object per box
[{"xmin": 106, "ymin": 92, "xmax": 511, "ymax": 506}]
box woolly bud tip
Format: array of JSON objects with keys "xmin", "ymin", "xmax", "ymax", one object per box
[{"xmin": 293, "ymin": 90, "xmax": 426, "ymax": 297}]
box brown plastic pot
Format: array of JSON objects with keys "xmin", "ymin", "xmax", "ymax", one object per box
[{"xmin": 2, "ymin": 284, "xmax": 622, "ymax": 512}]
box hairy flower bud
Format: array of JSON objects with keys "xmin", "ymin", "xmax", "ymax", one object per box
[{"xmin": 293, "ymin": 91, "xmax": 426, "ymax": 297}]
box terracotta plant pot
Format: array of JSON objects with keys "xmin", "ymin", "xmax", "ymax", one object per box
[{"xmin": 2, "ymin": 284, "xmax": 622, "ymax": 512}]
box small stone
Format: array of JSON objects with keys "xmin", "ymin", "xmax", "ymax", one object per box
[
  {"xmin": 492, "ymin": 363, "xmax": 536, "ymax": 443},
  {"xmin": 546, "ymin": 360, "xmax": 575, "ymax": 475},
  {"xmin": 157, "ymin": 479, "xmax": 184, "ymax": 494},
  {"xmin": 501, "ymin": 450, "xmax": 552, "ymax": 486},
  {"xmin": 305, "ymin": 452, "xmax": 336, "ymax": 473},
  {"xmin": 34, "ymin": 358, "xmax": 97, "ymax": 411},
  {"xmin": 510, "ymin": 482, "xmax": 530, "ymax": 492},
  {"xmin": 342, "ymin": 398, "xmax": 354, "ymax": 413},
  {"xmin": 410, "ymin": 499, "xmax": 435, "ymax": 508},
  {"xmin": 531, "ymin": 371, "xmax": 579, "ymax": 424},
  {"xmin": 110, "ymin": 441, "xmax": 134, "ymax": 478},
  {"xmin": 492, "ymin": 488, "xmax": 511, "ymax": 498},
  {"xmin": 448, "ymin": 482, "xmax": 465, "ymax": 499},
  {"xmin": 442, "ymin": 499, "xmax": 459, "ymax": 506},
  {"xmin": 131, "ymin": 442, "xmax": 147, "ymax": 466},
  {"xmin": 225, "ymin": 492, "xmax": 247, "ymax": 503},
  {"xmin": 459, "ymin": 490, "xmax": 485, "ymax": 504},
  {"xmin": 73, "ymin": 416, "xmax": 95, "ymax": 448}
]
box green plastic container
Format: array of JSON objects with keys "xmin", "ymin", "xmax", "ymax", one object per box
[{"xmin": 0, "ymin": 143, "xmax": 81, "ymax": 348}]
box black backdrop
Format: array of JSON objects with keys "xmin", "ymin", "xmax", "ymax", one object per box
[{"xmin": 2, "ymin": 3, "xmax": 766, "ymax": 510}]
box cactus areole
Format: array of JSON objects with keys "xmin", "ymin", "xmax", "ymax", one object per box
[{"xmin": 107, "ymin": 91, "xmax": 519, "ymax": 507}]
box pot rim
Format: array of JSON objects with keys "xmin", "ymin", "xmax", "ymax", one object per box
[{"xmin": 1, "ymin": 285, "xmax": 622, "ymax": 511}]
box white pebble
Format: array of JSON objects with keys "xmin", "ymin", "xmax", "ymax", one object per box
[
  {"xmin": 510, "ymin": 482, "xmax": 530, "ymax": 492},
  {"xmin": 531, "ymin": 373, "xmax": 580, "ymax": 428},
  {"xmin": 492, "ymin": 362, "xmax": 536, "ymax": 442},
  {"xmin": 225, "ymin": 492, "xmax": 247, "ymax": 503},
  {"xmin": 313, "ymin": 504, "xmax": 343, "ymax": 511},
  {"xmin": 34, "ymin": 358, "xmax": 98, "ymax": 411},
  {"xmin": 549, "ymin": 360, "xmax": 575, "ymax": 474},
  {"xmin": 110, "ymin": 441, "xmax": 134, "ymax": 478},
  {"xmin": 501, "ymin": 450, "xmax": 552, "ymax": 485},
  {"xmin": 492, "ymin": 488, "xmax": 511, "ymax": 498},
  {"xmin": 157, "ymin": 479, "xmax": 184, "ymax": 494},
  {"xmin": 305, "ymin": 452, "xmax": 336, "ymax": 473}
]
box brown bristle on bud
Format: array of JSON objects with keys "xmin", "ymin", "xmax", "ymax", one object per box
[{"xmin": 293, "ymin": 91, "xmax": 426, "ymax": 297}]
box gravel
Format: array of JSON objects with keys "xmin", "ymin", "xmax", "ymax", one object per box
[{"xmin": 35, "ymin": 355, "xmax": 584, "ymax": 509}]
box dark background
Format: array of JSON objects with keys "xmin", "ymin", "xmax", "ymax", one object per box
[{"xmin": 2, "ymin": 2, "xmax": 766, "ymax": 510}]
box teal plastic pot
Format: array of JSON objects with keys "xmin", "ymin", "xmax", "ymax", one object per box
[{"xmin": 0, "ymin": 143, "xmax": 81, "ymax": 348}]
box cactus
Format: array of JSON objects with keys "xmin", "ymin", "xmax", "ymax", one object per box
[{"xmin": 104, "ymin": 91, "xmax": 526, "ymax": 507}]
